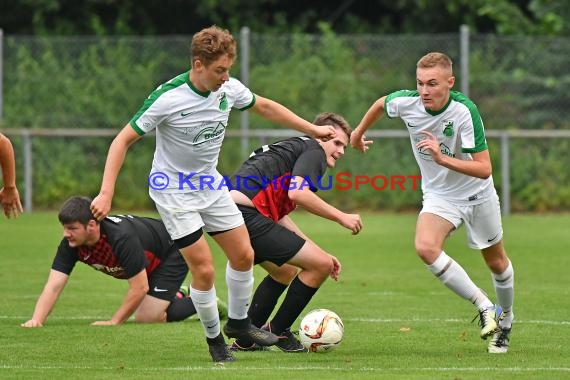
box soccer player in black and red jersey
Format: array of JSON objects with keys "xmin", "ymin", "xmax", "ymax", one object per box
[
  {"xmin": 21, "ymin": 196, "xmax": 202, "ymax": 327},
  {"xmin": 228, "ymin": 112, "xmax": 365, "ymax": 352}
]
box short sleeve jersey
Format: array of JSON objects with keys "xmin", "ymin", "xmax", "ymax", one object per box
[
  {"xmin": 52, "ymin": 215, "xmax": 174, "ymax": 279},
  {"xmin": 385, "ymin": 90, "xmax": 494, "ymax": 203},
  {"xmin": 130, "ymin": 71, "xmax": 255, "ymax": 192},
  {"xmin": 230, "ymin": 137, "xmax": 327, "ymax": 221}
]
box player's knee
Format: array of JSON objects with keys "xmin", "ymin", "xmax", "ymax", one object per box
[
  {"xmin": 415, "ymin": 240, "xmax": 440, "ymax": 262},
  {"xmin": 191, "ymin": 263, "xmax": 216, "ymax": 283},
  {"xmin": 228, "ymin": 246, "xmax": 254, "ymax": 270}
]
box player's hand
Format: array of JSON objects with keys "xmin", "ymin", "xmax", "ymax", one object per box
[
  {"xmin": 90, "ymin": 193, "xmax": 112, "ymax": 221},
  {"xmin": 91, "ymin": 320, "xmax": 120, "ymax": 326},
  {"xmin": 313, "ymin": 124, "xmax": 337, "ymax": 141},
  {"xmin": 339, "ymin": 213, "xmax": 363, "ymax": 235},
  {"xmin": 21, "ymin": 319, "xmax": 43, "ymax": 328},
  {"xmin": 329, "ymin": 255, "xmax": 342, "ymax": 281},
  {"xmin": 416, "ymin": 131, "xmax": 443, "ymax": 163},
  {"xmin": 350, "ymin": 128, "xmax": 373, "ymax": 153},
  {"xmin": 0, "ymin": 186, "xmax": 23, "ymax": 219}
]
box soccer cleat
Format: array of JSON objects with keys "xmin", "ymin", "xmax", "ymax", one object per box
[
  {"xmin": 223, "ymin": 320, "xmax": 279, "ymax": 347},
  {"xmin": 262, "ymin": 324, "xmax": 308, "ymax": 353},
  {"xmin": 472, "ymin": 305, "xmax": 501, "ymax": 339},
  {"xmin": 488, "ymin": 326, "xmax": 511, "ymax": 354},
  {"xmin": 229, "ymin": 341, "xmax": 268, "ymax": 352},
  {"xmin": 207, "ymin": 333, "xmax": 236, "ymax": 363}
]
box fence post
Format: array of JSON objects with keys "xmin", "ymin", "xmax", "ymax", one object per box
[
  {"xmin": 22, "ymin": 130, "xmax": 33, "ymax": 213},
  {"xmin": 500, "ymin": 132, "xmax": 510, "ymax": 216},
  {"xmin": 459, "ymin": 25, "xmax": 470, "ymax": 97},
  {"xmin": 240, "ymin": 26, "xmax": 251, "ymax": 158}
]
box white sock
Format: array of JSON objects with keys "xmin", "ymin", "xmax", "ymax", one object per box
[
  {"xmin": 493, "ymin": 260, "xmax": 515, "ymax": 328},
  {"xmin": 189, "ymin": 286, "xmax": 220, "ymax": 338},
  {"xmin": 427, "ymin": 251, "xmax": 493, "ymax": 310},
  {"xmin": 225, "ymin": 262, "xmax": 254, "ymax": 320}
]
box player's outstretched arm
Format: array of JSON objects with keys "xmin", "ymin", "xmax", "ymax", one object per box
[
  {"xmin": 21, "ymin": 270, "xmax": 69, "ymax": 328},
  {"xmin": 0, "ymin": 133, "xmax": 23, "ymax": 218},
  {"xmin": 91, "ymin": 124, "xmax": 141, "ymax": 220},
  {"xmin": 288, "ymin": 176, "xmax": 363, "ymax": 235},
  {"xmin": 251, "ymin": 95, "xmax": 336, "ymax": 140},
  {"xmin": 351, "ymin": 96, "xmax": 387, "ymax": 152},
  {"xmin": 91, "ymin": 269, "xmax": 148, "ymax": 326}
]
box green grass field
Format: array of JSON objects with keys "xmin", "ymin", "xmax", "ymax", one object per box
[{"xmin": 1, "ymin": 211, "xmax": 569, "ymax": 379}]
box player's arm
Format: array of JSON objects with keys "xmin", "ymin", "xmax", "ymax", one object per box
[
  {"xmin": 250, "ymin": 95, "xmax": 336, "ymax": 140},
  {"xmin": 351, "ymin": 96, "xmax": 386, "ymax": 152},
  {"xmin": 416, "ymin": 131, "xmax": 492, "ymax": 179},
  {"xmin": 288, "ymin": 176, "xmax": 363, "ymax": 235},
  {"xmin": 0, "ymin": 133, "xmax": 23, "ymax": 218},
  {"xmin": 91, "ymin": 124, "xmax": 141, "ymax": 220},
  {"xmin": 277, "ymin": 215, "xmax": 341, "ymax": 281},
  {"xmin": 21, "ymin": 269, "xmax": 69, "ymax": 328},
  {"xmin": 91, "ymin": 269, "xmax": 148, "ymax": 326}
]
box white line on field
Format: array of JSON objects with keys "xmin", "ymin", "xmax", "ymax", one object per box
[{"xmin": 0, "ymin": 364, "xmax": 569, "ymax": 372}]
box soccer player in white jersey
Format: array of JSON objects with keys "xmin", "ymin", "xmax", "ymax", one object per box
[
  {"xmin": 351, "ymin": 52, "xmax": 514, "ymax": 353},
  {"xmin": 90, "ymin": 25, "xmax": 336, "ymax": 363}
]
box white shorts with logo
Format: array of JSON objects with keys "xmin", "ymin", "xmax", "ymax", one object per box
[
  {"xmin": 420, "ymin": 191, "xmax": 503, "ymax": 250},
  {"xmin": 150, "ymin": 188, "xmax": 244, "ymax": 240}
]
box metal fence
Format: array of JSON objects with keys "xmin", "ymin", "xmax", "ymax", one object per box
[
  {"xmin": 1, "ymin": 27, "xmax": 569, "ymax": 213},
  {"xmin": 3, "ymin": 128, "xmax": 570, "ymax": 215}
]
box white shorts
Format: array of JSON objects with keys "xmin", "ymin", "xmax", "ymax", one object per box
[
  {"xmin": 420, "ymin": 192, "xmax": 503, "ymax": 250},
  {"xmin": 150, "ymin": 188, "xmax": 244, "ymax": 239}
]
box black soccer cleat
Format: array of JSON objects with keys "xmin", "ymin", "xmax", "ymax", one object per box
[
  {"xmin": 223, "ymin": 319, "xmax": 279, "ymax": 346},
  {"xmin": 207, "ymin": 333, "xmax": 236, "ymax": 363}
]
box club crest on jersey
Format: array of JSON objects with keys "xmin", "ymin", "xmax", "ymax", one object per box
[
  {"xmin": 442, "ymin": 120, "xmax": 454, "ymax": 137},
  {"xmin": 219, "ymin": 92, "xmax": 228, "ymax": 111}
]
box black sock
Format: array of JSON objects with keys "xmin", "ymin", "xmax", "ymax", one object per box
[
  {"xmin": 270, "ymin": 276, "xmax": 318, "ymax": 335},
  {"xmin": 249, "ymin": 275, "xmax": 288, "ymax": 327},
  {"xmin": 166, "ymin": 297, "xmax": 196, "ymax": 322}
]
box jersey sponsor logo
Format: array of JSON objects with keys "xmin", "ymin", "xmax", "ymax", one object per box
[
  {"xmin": 193, "ymin": 122, "xmax": 226, "ymax": 145},
  {"xmin": 442, "ymin": 119, "xmax": 454, "ymax": 137}
]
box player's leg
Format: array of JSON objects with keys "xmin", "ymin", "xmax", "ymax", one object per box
[
  {"xmin": 205, "ymin": 193, "xmax": 278, "ymax": 347},
  {"xmin": 468, "ymin": 195, "xmax": 514, "ymax": 352},
  {"xmin": 417, "ymin": 199, "xmax": 497, "ymax": 338},
  {"xmin": 135, "ymin": 245, "xmax": 198, "ymax": 323},
  {"xmin": 211, "ymin": 226, "xmax": 279, "ymax": 347},
  {"xmin": 262, "ymin": 242, "xmax": 334, "ymax": 352}
]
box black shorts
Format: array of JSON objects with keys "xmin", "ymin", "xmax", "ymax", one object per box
[
  {"xmin": 237, "ymin": 204, "xmax": 306, "ymax": 266},
  {"xmin": 147, "ymin": 247, "xmax": 188, "ymax": 301}
]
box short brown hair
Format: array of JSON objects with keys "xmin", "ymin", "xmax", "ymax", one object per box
[
  {"xmin": 58, "ymin": 196, "xmax": 96, "ymax": 226},
  {"xmin": 313, "ymin": 112, "xmax": 352, "ymax": 138},
  {"xmin": 417, "ymin": 52, "xmax": 453, "ymax": 74},
  {"xmin": 191, "ymin": 25, "xmax": 236, "ymax": 67}
]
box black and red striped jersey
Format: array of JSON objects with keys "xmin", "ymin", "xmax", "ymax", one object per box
[
  {"xmin": 230, "ymin": 136, "xmax": 327, "ymax": 221},
  {"xmin": 52, "ymin": 215, "xmax": 174, "ymax": 279}
]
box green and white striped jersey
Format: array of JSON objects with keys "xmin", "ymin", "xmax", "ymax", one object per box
[
  {"xmin": 385, "ymin": 90, "xmax": 494, "ymax": 204},
  {"xmin": 130, "ymin": 71, "xmax": 255, "ymax": 192}
]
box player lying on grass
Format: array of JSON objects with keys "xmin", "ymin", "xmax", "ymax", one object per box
[
  {"xmin": 228, "ymin": 112, "xmax": 364, "ymax": 352},
  {"xmin": 21, "ymin": 196, "xmax": 226, "ymax": 327}
]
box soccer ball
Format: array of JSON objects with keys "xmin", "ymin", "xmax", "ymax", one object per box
[{"xmin": 298, "ymin": 308, "xmax": 344, "ymax": 352}]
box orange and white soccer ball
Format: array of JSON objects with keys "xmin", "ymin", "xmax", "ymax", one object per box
[{"xmin": 299, "ymin": 309, "xmax": 344, "ymax": 352}]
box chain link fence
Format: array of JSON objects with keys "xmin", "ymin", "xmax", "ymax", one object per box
[{"xmin": 1, "ymin": 28, "xmax": 569, "ymax": 212}]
